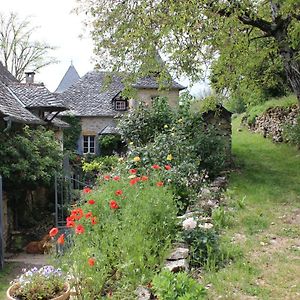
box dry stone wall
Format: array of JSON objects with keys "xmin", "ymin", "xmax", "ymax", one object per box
[{"xmin": 248, "ymin": 105, "xmax": 299, "ymax": 142}]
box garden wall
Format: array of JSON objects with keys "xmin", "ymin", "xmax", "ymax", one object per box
[{"xmin": 248, "ymin": 105, "xmax": 299, "ymax": 142}]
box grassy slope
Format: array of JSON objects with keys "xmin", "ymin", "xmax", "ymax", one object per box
[{"xmin": 204, "ymin": 116, "xmax": 300, "ymax": 299}]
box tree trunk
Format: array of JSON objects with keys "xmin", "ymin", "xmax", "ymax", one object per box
[{"xmin": 278, "ymin": 46, "xmax": 300, "ymax": 105}]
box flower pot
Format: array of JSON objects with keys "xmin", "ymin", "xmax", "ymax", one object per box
[{"xmin": 7, "ymin": 282, "xmax": 71, "ymax": 300}]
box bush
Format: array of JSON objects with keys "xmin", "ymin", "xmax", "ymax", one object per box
[
  {"xmin": 57, "ymin": 167, "xmax": 178, "ymax": 298},
  {"xmin": 283, "ymin": 114, "xmax": 300, "ymax": 148},
  {"xmin": 152, "ymin": 270, "xmax": 207, "ymax": 300},
  {"xmin": 181, "ymin": 225, "xmax": 220, "ymax": 268},
  {"xmin": 99, "ymin": 134, "xmax": 125, "ymax": 156}
]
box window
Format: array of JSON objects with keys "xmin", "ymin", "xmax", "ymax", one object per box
[
  {"xmin": 83, "ymin": 135, "xmax": 95, "ymax": 154},
  {"xmin": 115, "ymin": 100, "xmax": 127, "ymax": 111}
]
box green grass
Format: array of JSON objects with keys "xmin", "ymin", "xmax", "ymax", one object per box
[
  {"xmin": 203, "ymin": 116, "xmax": 300, "ymax": 299},
  {"xmin": 0, "ymin": 263, "xmax": 15, "ymax": 298},
  {"xmin": 245, "ymin": 94, "xmax": 297, "ymax": 124}
]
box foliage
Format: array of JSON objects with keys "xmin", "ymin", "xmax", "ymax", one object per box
[
  {"xmin": 0, "ymin": 125, "xmax": 62, "ymax": 190},
  {"xmin": 0, "ymin": 12, "xmax": 57, "ymax": 80},
  {"xmin": 76, "ymin": 0, "xmax": 300, "ymax": 104},
  {"xmin": 182, "ymin": 225, "xmax": 221, "ymax": 268},
  {"xmin": 118, "ymin": 97, "xmax": 175, "ymax": 146},
  {"xmin": 244, "ymin": 94, "xmax": 298, "ymax": 125},
  {"xmin": 61, "ymin": 115, "xmax": 81, "ymax": 152},
  {"xmin": 118, "ymin": 98, "xmax": 228, "ymax": 211},
  {"xmin": 55, "ymin": 167, "xmax": 178, "ymax": 299},
  {"xmin": 10, "ymin": 266, "xmax": 67, "ymax": 300},
  {"xmin": 152, "ymin": 270, "xmax": 207, "ymax": 300},
  {"xmin": 99, "ymin": 134, "xmax": 124, "ymax": 156},
  {"xmin": 283, "ymin": 113, "xmax": 300, "ymax": 147}
]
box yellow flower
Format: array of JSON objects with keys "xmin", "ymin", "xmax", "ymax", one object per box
[
  {"xmin": 128, "ymin": 175, "xmax": 137, "ymax": 179},
  {"xmin": 178, "ymin": 118, "xmax": 183, "ymax": 123},
  {"xmin": 118, "ymin": 157, "xmax": 124, "ymax": 163},
  {"xmin": 164, "ymin": 124, "xmax": 169, "ymax": 129},
  {"xmin": 167, "ymin": 154, "xmax": 173, "ymax": 161},
  {"xmin": 129, "ymin": 141, "xmax": 134, "ymax": 145},
  {"xmin": 133, "ymin": 156, "xmax": 141, "ymax": 162}
]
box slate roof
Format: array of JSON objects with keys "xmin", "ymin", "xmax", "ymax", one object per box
[
  {"xmin": 55, "ymin": 64, "xmax": 80, "ymax": 93},
  {"xmin": 8, "ymin": 82, "xmax": 67, "ymax": 110},
  {"xmin": 58, "ymin": 71, "xmax": 124, "ymax": 117},
  {"xmin": 0, "ymin": 61, "xmax": 67, "ymax": 125},
  {"xmin": 0, "ymin": 82, "xmax": 44, "ymax": 124},
  {"xmin": 0, "ymin": 62, "xmax": 18, "ymax": 84},
  {"xmin": 58, "ymin": 71, "xmax": 185, "ymax": 117}
]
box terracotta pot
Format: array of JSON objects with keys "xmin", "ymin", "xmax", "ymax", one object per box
[{"xmin": 7, "ymin": 282, "xmax": 71, "ymax": 300}]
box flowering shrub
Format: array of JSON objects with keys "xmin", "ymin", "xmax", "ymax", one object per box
[
  {"xmin": 52, "ymin": 167, "xmax": 178, "ymax": 298},
  {"xmin": 9, "ymin": 266, "xmax": 67, "ymax": 300}
]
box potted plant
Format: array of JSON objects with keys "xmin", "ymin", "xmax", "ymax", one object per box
[{"xmin": 7, "ymin": 265, "xmax": 70, "ymax": 300}]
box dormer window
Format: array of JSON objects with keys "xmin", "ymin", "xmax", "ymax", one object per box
[{"xmin": 113, "ymin": 97, "xmax": 128, "ymax": 111}]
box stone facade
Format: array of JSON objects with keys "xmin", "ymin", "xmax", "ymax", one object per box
[
  {"xmin": 78, "ymin": 116, "xmax": 117, "ymax": 155},
  {"xmin": 130, "ymin": 88, "xmax": 180, "ymax": 108}
]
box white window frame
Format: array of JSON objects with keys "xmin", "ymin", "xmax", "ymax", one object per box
[
  {"xmin": 115, "ymin": 100, "xmax": 127, "ymax": 111},
  {"xmin": 83, "ymin": 135, "xmax": 96, "ymax": 154}
]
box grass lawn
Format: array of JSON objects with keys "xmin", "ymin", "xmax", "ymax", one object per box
[{"xmin": 203, "ymin": 116, "xmax": 300, "ymax": 299}]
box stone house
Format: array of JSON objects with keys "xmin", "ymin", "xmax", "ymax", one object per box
[{"xmin": 56, "ymin": 66, "xmax": 185, "ymax": 155}]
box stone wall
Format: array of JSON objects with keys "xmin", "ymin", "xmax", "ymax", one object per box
[
  {"xmin": 130, "ymin": 88, "xmax": 180, "ymax": 108},
  {"xmin": 78, "ymin": 116, "xmax": 116, "ymax": 155},
  {"xmin": 248, "ymin": 105, "xmax": 299, "ymax": 142}
]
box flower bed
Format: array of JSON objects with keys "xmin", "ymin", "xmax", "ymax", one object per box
[{"xmin": 51, "ymin": 166, "xmax": 178, "ymax": 298}]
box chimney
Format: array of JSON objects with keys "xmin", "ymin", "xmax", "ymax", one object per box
[{"xmin": 25, "ymin": 71, "xmax": 35, "ymax": 84}]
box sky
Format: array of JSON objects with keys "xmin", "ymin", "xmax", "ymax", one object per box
[{"xmin": 1, "ymin": 0, "xmax": 209, "ymax": 96}]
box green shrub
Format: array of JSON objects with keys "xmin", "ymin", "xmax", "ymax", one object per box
[
  {"xmin": 283, "ymin": 114, "xmax": 300, "ymax": 147},
  {"xmin": 118, "ymin": 96, "xmax": 175, "ymax": 146},
  {"xmin": 58, "ymin": 167, "xmax": 178, "ymax": 298},
  {"xmin": 99, "ymin": 134, "xmax": 125, "ymax": 156},
  {"xmin": 181, "ymin": 226, "xmax": 220, "ymax": 268},
  {"xmin": 152, "ymin": 270, "xmax": 207, "ymax": 300}
]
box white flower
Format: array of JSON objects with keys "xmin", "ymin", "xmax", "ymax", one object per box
[
  {"xmin": 182, "ymin": 218, "xmax": 197, "ymax": 230},
  {"xmin": 198, "ymin": 222, "xmax": 214, "ymax": 229}
]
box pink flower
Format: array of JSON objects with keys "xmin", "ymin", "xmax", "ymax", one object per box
[{"xmin": 165, "ymin": 165, "xmax": 171, "ymax": 170}]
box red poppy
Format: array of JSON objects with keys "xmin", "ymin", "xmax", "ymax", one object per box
[
  {"xmin": 156, "ymin": 181, "xmax": 164, "ymax": 187},
  {"xmin": 66, "ymin": 220, "xmax": 75, "ymax": 228},
  {"xmin": 141, "ymin": 176, "xmax": 149, "ymax": 181},
  {"xmin": 104, "ymin": 175, "xmax": 110, "ymax": 181},
  {"xmin": 109, "ymin": 200, "xmax": 119, "ymax": 210},
  {"xmin": 88, "ymin": 258, "xmax": 95, "ymax": 267},
  {"xmin": 88, "ymin": 199, "xmax": 95, "ymax": 205},
  {"xmin": 113, "ymin": 176, "xmax": 120, "ymax": 181},
  {"xmin": 91, "ymin": 217, "xmax": 97, "ymax": 225},
  {"xmin": 129, "ymin": 178, "xmax": 138, "ymax": 186},
  {"xmin": 151, "ymin": 164, "xmax": 160, "ymax": 170},
  {"xmin": 83, "ymin": 187, "xmax": 92, "ymax": 194},
  {"xmin": 85, "ymin": 212, "xmax": 93, "ymax": 219},
  {"xmin": 75, "ymin": 224, "xmax": 85, "ymax": 234},
  {"xmin": 49, "ymin": 227, "xmax": 58, "ymax": 238},
  {"xmin": 71, "ymin": 208, "xmax": 83, "ymax": 220},
  {"xmin": 129, "ymin": 169, "xmax": 137, "ymax": 174},
  {"xmin": 57, "ymin": 234, "xmax": 65, "ymax": 245},
  {"xmin": 115, "ymin": 190, "xmax": 123, "ymax": 196},
  {"xmin": 165, "ymin": 165, "xmax": 171, "ymax": 170},
  {"xmin": 67, "ymin": 215, "xmax": 75, "ymax": 222}
]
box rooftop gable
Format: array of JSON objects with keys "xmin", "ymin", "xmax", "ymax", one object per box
[{"xmin": 55, "ymin": 64, "xmax": 80, "ymax": 93}]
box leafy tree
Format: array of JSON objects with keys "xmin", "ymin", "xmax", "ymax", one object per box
[
  {"xmin": 76, "ymin": 0, "xmax": 300, "ymax": 104},
  {"xmin": 0, "ymin": 125, "xmax": 62, "ymax": 190},
  {"xmin": 0, "ymin": 12, "xmax": 57, "ymax": 81}
]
